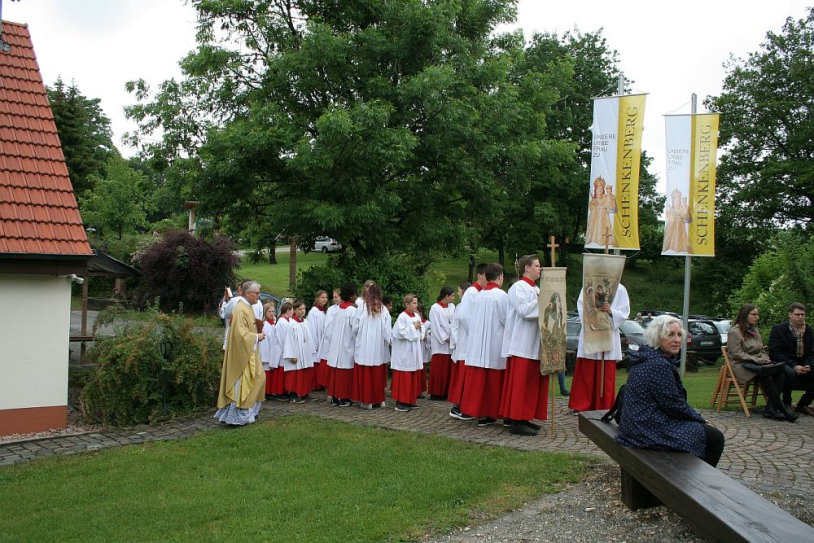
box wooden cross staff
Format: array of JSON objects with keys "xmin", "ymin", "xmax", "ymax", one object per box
[
  {"xmin": 547, "ymin": 236, "xmax": 559, "ymax": 266},
  {"xmin": 546, "ymin": 235, "xmax": 559, "ymax": 434}
]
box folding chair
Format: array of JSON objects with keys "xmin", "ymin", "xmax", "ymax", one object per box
[{"xmin": 710, "ymin": 346, "xmax": 765, "ymax": 416}]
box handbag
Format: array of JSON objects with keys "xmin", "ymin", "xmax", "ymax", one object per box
[{"xmin": 601, "ymin": 385, "xmax": 626, "ymax": 424}]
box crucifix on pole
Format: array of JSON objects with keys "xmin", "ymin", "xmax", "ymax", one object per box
[
  {"xmin": 547, "ymin": 235, "xmax": 559, "ymax": 267},
  {"xmin": 545, "ymin": 235, "xmax": 562, "ymax": 434}
]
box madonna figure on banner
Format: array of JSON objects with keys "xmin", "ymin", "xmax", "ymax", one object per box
[
  {"xmin": 569, "ymin": 254, "xmax": 628, "ymax": 413},
  {"xmin": 662, "ymin": 189, "xmax": 691, "ymax": 253}
]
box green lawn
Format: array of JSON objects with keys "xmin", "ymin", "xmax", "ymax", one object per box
[
  {"xmin": 0, "ymin": 416, "xmax": 586, "ymax": 542},
  {"xmin": 238, "ymin": 250, "xmax": 331, "ymax": 299}
]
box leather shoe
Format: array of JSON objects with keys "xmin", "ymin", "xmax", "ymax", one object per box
[
  {"xmin": 795, "ymin": 404, "xmax": 814, "ymax": 417},
  {"xmin": 508, "ymin": 422, "xmax": 538, "ymax": 436},
  {"xmin": 780, "ymin": 406, "xmax": 799, "ymax": 422}
]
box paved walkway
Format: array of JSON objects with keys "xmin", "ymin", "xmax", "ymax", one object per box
[{"xmin": 2, "ymin": 392, "xmax": 812, "ymax": 506}]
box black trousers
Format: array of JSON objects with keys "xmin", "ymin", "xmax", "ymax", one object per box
[
  {"xmin": 748, "ymin": 365, "xmax": 786, "ymax": 410},
  {"xmin": 782, "ymin": 365, "xmax": 814, "ymax": 406},
  {"xmin": 703, "ymin": 424, "xmax": 725, "ymax": 467}
]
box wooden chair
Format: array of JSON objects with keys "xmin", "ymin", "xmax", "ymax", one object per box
[{"xmin": 710, "ymin": 346, "xmax": 765, "ymax": 416}]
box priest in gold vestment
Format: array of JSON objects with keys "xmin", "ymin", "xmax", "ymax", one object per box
[{"xmin": 215, "ymin": 281, "xmax": 266, "ymax": 425}]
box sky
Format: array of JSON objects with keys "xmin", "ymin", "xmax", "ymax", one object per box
[{"xmin": 2, "ymin": 0, "xmax": 810, "ymax": 184}]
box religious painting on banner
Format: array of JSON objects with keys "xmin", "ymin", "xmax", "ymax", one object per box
[
  {"xmin": 662, "ymin": 114, "xmax": 719, "ymax": 256},
  {"xmin": 584, "ymin": 94, "xmax": 646, "ymax": 251},
  {"xmin": 581, "ymin": 254, "xmax": 626, "ymax": 355},
  {"xmin": 539, "ymin": 268, "xmax": 567, "ymax": 376}
]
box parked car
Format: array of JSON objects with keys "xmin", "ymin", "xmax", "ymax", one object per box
[
  {"xmin": 712, "ymin": 319, "xmax": 731, "ymax": 347},
  {"xmin": 687, "ymin": 319, "xmax": 722, "ymax": 363},
  {"xmin": 619, "ymin": 319, "xmax": 648, "ymax": 367},
  {"xmin": 259, "ymin": 292, "xmax": 281, "ymax": 317},
  {"xmin": 565, "ymin": 320, "xmax": 581, "ymax": 375},
  {"xmin": 637, "ymin": 309, "xmax": 680, "ymax": 323},
  {"xmin": 564, "ymin": 319, "xmax": 647, "ymax": 370},
  {"xmin": 313, "ymin": 236, "xmax": 342, "ymax": 253}
]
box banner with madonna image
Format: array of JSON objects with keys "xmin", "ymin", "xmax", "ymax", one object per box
[
  {"xmin": 539, "ymin": 268, "xmax": 567, "ymax": 376},
  {"xmin": 581, "ymin": 253, "xmax": 626, "ymax": 355},
  {"xmin": 584, "ymin": 94, "xmax": 646, "ymax": 251},
  {"xmin": 662, "ymin": 113, "xmax": 719, "ymax": 256}
]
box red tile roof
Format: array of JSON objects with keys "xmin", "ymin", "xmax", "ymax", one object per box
[{"xmin": 0, "ymin": 21, "xmax": 92, "ymax": 257}]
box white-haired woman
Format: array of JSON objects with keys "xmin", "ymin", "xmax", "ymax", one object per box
[{"xmin": 615, "ymin": 315, "xmax": 724, "ymax": 466}]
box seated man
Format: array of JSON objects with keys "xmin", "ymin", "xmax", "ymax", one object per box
[{"xmin": 768, "ymin": 302, "xmax": 814, "ymax": 416}]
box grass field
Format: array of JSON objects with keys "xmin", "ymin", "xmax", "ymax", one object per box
[{"xmin": 0, "ymin": 416, "xmax": 587, "ymax": 542}]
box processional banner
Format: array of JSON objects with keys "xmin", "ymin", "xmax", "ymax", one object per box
[
  {"xmin": 539, "ymin": 268, "xmax": 567, "ymax": 376},
  {"xmin": 581, "ymin": 253, "xmax": 625, "ymax": 355},
  {"xmin": 584, "ymin": 94, "xmax": 646, "ymax": 251},
  {"xmin": 662, "ymin": 114, "xmax": 719, "ymax": 256}
]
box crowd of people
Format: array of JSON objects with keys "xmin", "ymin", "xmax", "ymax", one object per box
[
  {"xmin": 212, "ymin": 263, "xmax": 812, "ymax": 459},
  {"xmin": 214, "ymin": 256, "xmax": 583, "ymax": 436}
]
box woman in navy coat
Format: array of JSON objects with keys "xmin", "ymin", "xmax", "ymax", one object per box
[{"xmin": 616, "ymin": 315, "xmax": 725, "ymax": 466}]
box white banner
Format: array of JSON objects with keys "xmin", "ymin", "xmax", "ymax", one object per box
[
  {"xmin": 663, "ymin": 114, "xmax": 719, "ymax": 256},
  {"xmin": 585, "ymin": 95, "xmax": 646, "ymax": 251}
]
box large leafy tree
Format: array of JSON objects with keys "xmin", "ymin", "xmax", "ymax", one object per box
[
  {"xmin": 511, "ymin": 30, "xmax": 629, "ymax": 262},
  {"xmin": 696, "ymin": 8, "xmax": 812, "ymax": 313},
  {"xmin": 705, "ymin": 8, "xmax": 813, "ymax": 229},
  {"xmin": 126, "ymin": 0, "xmax": 585, "ymax": 273},
  {"xmin": 47, "ymin": 78, "xmax": 118, "ymax": 195},
  {"xmin": 79, "ymin": 156, "xmax": 154, "ymax": 239}
]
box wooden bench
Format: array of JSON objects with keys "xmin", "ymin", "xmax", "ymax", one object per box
[{"xmin": 579, "ymin": 410, "xmax": 814, "ymax": 543}]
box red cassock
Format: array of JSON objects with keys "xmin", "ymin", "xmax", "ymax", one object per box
[
  {"xmin": 499, "ymin": 356, "xmax": 549, "ymax": 421},
  {"xmin": 326, "ymin": 366, "xmax": 354, "ymax": 400},
  {"xmin": 459, "ymin": 366, "xmax": 504, "ymax": 419},
  {"xmin": 447, "ymin": 360, "xmax": 465, "ymax": 405},
  {"xmin": 567, "ymin": 357, "xmax": 616, "ymax": 411},
  {"xmin": 352, "ymin": 364, "xmax": 388, "ymax": 405},
  {"xmin": 428, "ymin": 353, "xmax": 452, "ymax": 397},
  {"xmin": 315, "ymin": 359, "xmax": 330, "ymax": 389},
  {"xmin": 284, "ymin": 367, "xmax": 315, "ymax": 397},
  {"xmin": 390, "ymin": 369, "xmax": 424, "ymax": 405},
  {"xmin": 267, "ymin": 366, "xmax": 286, "ymax": 395}
]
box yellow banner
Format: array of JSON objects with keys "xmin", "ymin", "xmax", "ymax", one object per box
[
  {"xmin": 613, "ymin": 94, "xmax": 645, "ymax": 249},
  {"xmin": 688, "ymin": 114, "xmax": 718, "ymax": 256}
]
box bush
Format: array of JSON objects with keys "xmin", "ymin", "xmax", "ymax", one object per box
[
  {"xmin": 132, "ymin": 229, "xmax": 238, "ymax": 313},
  {"xmin": 80, "ymin": 307, "xmax": 223, "ymax": 425}
]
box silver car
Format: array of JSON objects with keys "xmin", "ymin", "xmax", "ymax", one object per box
[{"xmin": 313, "ymin": 236, "xmax": 342, "ymax": 253}]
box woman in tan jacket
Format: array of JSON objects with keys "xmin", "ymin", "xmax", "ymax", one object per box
[{"xmin": 727, "ymin": 304, "xmax": 797, "ymax": 421}]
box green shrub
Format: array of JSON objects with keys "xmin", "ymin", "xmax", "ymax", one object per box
[{"xmin": 80, "ymin": 307, "xmax": 222, "ymax": 426}]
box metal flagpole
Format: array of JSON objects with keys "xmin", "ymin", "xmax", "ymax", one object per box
[{"xmin": 679, "ymin": 94, "xmax": 697, "ymax": 377}]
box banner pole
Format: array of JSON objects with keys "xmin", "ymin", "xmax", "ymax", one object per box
[
  {"xmin": 547, "ymin": 235, "xmax": 558, "ymax": 435},
  {"xmin": 679, "ymin": 94, "xmax": 697, "ymax": 377}
]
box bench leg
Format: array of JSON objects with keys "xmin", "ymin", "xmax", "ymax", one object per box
[{"xmin": 620, "ymin": 468, "xmax": 662, "ymax": 510}]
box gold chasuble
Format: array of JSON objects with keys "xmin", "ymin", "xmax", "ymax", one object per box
[{"xmin": 217, "ymin": 300, "xmax": 266, "ymax": 409}]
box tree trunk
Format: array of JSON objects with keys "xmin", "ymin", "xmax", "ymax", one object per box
[
  {"xmin": 268, "ymin": 241, "xmax": 277, "ymax": 264},
  {"xmin": 467, "ymin": 254, "xmax": 475, "ymax": 283},
  {"xmin": 288, "ymin": 237, "xmax": 297, "ymax": 291}
]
